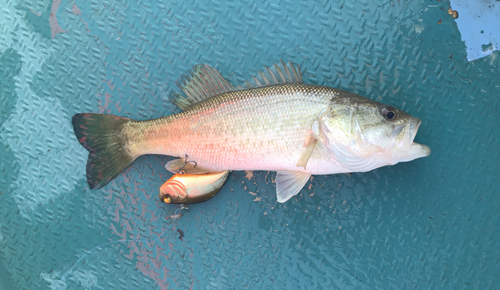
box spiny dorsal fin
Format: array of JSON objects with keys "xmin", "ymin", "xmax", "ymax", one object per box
[
  {"xmin": 238, "ymin": 60, "xmax": 302, "ymax": 90},
  {"xmin": 172, "ymin": 60, "xmax": 302, "ymax": 111},
  {"xmin": 173, "ymin": 64, "xmax": 235, "ymax": 110}
]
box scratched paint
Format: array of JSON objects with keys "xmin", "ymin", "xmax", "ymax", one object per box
[
  {"xmin": 49, "ymin": 0, "xmax": 65, "ymax": 38},
  {"xmin": 0, "ymin": 135, "xmax": 19, "ymax": 290},
  {"xmin": 104, "ymin": 158, "xmax": 179, "ymax": 288},
  {"xmin": 98, "ymin": 92, "xmax": 114, "ymax": 113},
  {"xmin": 0, "ymin": 95, "xmax": 86, "ymax": 216},
  {"xmin": 72, "ymin": 4, "xmax": 81, "ymax": 16},
  {"xmin": 0, "ymin": 48, "xmax": 21, "ymax": 127},
  {"xmin": 16, "ymin": 0, "xmax": 66, "ymax": 39}
]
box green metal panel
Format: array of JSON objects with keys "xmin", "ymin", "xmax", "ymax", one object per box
[{"xmin": 0, "ymin": 0, "xmax": 498, "ymax": 289}]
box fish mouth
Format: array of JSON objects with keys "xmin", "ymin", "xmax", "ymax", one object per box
[
  {"xmin": 407, "ymin": 117, "xmax": 430, "ymax": 159},
  {"xmin": 392, "ymin": 117, "xmax": 430, "ymax": 162}
]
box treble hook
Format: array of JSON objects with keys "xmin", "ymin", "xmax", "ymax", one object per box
[{"xmin": 178, "ymin": 154, "xmax": 197, "ymax": 174}]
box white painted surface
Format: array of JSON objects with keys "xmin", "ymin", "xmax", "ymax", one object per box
[{"xmin": 450, "ymin": 0, "xmax": 500, "ymax": 61}]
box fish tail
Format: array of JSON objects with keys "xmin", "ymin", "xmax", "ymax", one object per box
[{"xmin": 72, "ymin": 113, "xmax": 136, "ymax": 189}]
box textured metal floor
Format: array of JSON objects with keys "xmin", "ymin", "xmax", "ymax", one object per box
[{"xmin": 0, "ymin": 0, "xmax": 499, "ymax": 289}]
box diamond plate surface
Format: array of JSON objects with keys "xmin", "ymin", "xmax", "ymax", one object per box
[{"xmin": 0, "ymin": 0, "xmax": 499, "ymax": 289}]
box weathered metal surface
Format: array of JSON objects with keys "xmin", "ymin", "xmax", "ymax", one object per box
[{"xmin": 0, "ymin": 0, "xmax": 499, "ymax": 289}]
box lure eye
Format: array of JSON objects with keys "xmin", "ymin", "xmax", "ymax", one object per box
[
  {"xmin": 163, "ymin": 194, "xmax": 172, "ymax": 204},
  {"xmin": 381, "ymin": 106, "xmax": 397, "ymax": 121}
]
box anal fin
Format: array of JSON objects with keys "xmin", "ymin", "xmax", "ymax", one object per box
[{"xmin": 276, "ymin": 171, "xmax": 311, "ymax": 203}]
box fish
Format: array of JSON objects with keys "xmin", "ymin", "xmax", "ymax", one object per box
[
  {"xmin": 160, "ymin": 170, "xmax": 230, "ymax": 204},
  {"xmin": 72, "ymin": 60, "xmax": 430, "ymax": 203}
]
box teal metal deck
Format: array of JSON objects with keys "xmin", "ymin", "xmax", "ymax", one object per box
[{"xmin": 0, "ymin": 0, "xmax": 499, "ymax": 289}]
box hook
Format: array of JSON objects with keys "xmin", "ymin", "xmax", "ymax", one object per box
[{"xmin": 178, "ymin": 154, "xmax": 197, "ymax": 174}]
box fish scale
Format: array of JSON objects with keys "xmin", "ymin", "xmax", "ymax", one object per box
[{"xmin": 126, "ymin": 84, "xmax": 333, "ymax": 171}]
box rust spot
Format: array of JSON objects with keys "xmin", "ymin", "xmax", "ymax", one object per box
[
  {"xmin": 448, "ymin": 7, "xmax": 459, "ymax": 19},
  {"xmin": 438, "ymin": 19, "xmax": 442, "ymax": 24}
]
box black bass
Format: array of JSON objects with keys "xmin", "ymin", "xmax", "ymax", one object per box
[{"xmin": 72, "ymin": 60, "xmax": 430, "ymax": 202}]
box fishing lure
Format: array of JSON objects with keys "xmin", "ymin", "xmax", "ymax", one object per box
[
  {"xmin": 160, "ymin": 156, "xmax": 230, "ymax": 204},
  {"xmin": 159, "ymin": 170, "xmax": 230, "ymax": 204}
]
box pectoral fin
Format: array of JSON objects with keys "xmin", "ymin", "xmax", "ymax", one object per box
[
  {"xmin": 276, "ymin": 171, "xmax": 311, "ymax": 203},
  {"xmin": 165, "ymin": 158, "xmax": 212, "ymax": 174},
  {"xmin": 296, "ymin": 137, "xmax": 318, "ymax": 169}
]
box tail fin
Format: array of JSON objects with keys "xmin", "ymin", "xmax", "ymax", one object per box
[{"xmin": 72, "ymin": 113, "xmax": 136, "ymax": 189}]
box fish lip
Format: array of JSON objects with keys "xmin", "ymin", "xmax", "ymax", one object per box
[
  {"xmin": 409, "ymin": 117, "xmax": 422, "ymax": 144},
  {"xmin": 410, "ymin": 142, "xmax": 431, "ymax": 158},
  {"xmin": 408, "ymin": 117, "xmax": 430, "ymax": 158}
]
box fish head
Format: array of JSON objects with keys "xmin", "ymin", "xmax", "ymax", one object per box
[
  {"xmin": 319, "ymin": 94, "xmax": 430, "ymax": 171},
  {"xmin": 159, "ymin": 176, "xmax": 188, "ymax": 204}
]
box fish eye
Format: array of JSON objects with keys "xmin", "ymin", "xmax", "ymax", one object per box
[
  {"xmin": 380, "ymin": 106, "xmax": 397, "ymax": 121},
  {"xmin": 163, "ymin": 194, "xmax": 172, "ymax": 204}
]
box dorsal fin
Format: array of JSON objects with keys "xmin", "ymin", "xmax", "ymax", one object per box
[
  {"xmin": 238, "ymin": 60, "xmax": 302, "ymax": 90},
  {"xmin": 173, "ymin": 64, "xmax": 235, "ymax": 110},
  {"xmin": 172, "ymin": 60, "xmax": 302, "ymax": 111}
]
